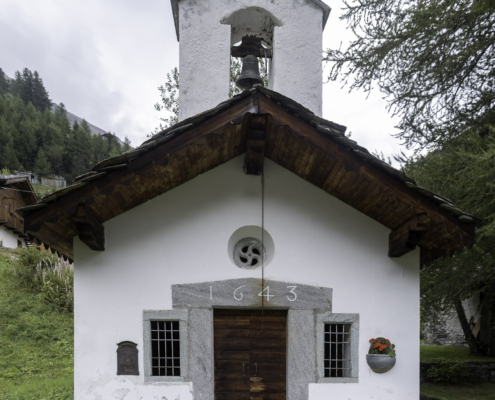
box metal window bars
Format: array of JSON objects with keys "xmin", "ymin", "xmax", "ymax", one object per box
[
  {"xmin": 324, "ymin": 323, "xmax": 351, "ymax": 378},
  {"xmin": 151, "ymin": 321, "xmax": 181, "ymax": 376}
]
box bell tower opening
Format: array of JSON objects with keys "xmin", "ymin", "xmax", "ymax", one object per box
[
  {"xmin": 173, "ymin": 0, "xmax": 329, "ymax": 120},
  {"xmin": 221, "ymin": 7, "xmax": 282, "ymax": 94}
]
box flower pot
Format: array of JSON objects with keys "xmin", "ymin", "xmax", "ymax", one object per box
[{"xmin": 366, "ymin": 354, "xmax": 396, "ymax": 373}]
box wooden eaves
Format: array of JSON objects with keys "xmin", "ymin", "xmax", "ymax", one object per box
[{"xmin": 17, "ymin": 86, "xmax": 479, "ymax": 263}]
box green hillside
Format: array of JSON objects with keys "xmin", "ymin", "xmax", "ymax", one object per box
[{"xmin": 0, "ymin": 248, "xmax": 73, "ymax": 400}]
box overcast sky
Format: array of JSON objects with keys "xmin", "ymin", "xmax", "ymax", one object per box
[{"xmin": 0, "ymin": 0, "xmax": 408, "ymax": 164}]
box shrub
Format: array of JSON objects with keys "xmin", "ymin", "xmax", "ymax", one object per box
[
  {"xmin": 11, "ymin": 247, "xmax": 73, "ymax": 312},
  {"xmin": 426, "ymin": 359, "xmax": 466, "ymax": 384}
]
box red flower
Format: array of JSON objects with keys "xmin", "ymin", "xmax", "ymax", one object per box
[{"xmin": 369, "ymin": 338, "xmax": 375, "ymax": 343}]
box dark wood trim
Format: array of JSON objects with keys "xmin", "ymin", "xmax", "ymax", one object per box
[
  {"xmin": 244, "ymin": 114, "xmax": 268, "ymax": 175},
  {"xmin": 388, "ymin": 214, "xmax": 430, "ymax": 258},
  {"xmin": 257, "ymin": 95, "xmax": 475, "ymax": 241},
  {"xmin": 24, "ymin": 96, "xmax": 258, "ymax": 229},
  {"xmin": 73, "ymin": 204, "xmax": 105, "ymax": 251}
]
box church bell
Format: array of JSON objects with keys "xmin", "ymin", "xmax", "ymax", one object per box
[{"xmin": 236, "ymin": 55, "xmax": 264, "ymax": 91}]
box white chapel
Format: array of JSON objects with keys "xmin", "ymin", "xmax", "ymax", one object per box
[{"xmin": 18, "ymin": 1, "xmax": 477, "ymax": 399}]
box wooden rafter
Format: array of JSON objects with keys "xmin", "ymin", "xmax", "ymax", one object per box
[
  {"xmin": 388, "ymin": 213, "xmax": 430, "ymax": 258},
  {"xmin": 243, "ymin": 114, "xmax": 269, "ymax": 175},
  {"xmin": 73, "ymin": 204, "xmax": 105, "ymax": 251}
]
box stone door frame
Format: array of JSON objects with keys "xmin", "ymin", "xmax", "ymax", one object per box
[{"xmin": 165, "ymin": 277, "xmax": 357, "ymax": 400}]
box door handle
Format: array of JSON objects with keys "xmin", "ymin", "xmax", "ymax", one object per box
[
  {"xmin": 254, "ymin": 362, "xmax": 257, "ymax": 376},
  {"xmin": 242, "ymin": 362, "xmax": 245, "ymax": 375}
]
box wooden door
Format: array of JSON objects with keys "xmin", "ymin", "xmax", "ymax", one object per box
[{"xmin": 214, "ymin": 309, "xmax": 287, "ymax": 400}]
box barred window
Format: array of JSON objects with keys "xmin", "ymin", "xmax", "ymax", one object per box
[
  {"xmin": 324, "ymin": 323, "xmax": 351, "ymax": 378},
  {"xmin": 151, "ymin": 321, "xmax": 181, "ymax": 376}
]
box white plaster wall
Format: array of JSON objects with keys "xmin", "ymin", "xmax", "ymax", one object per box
[
  {"xmin": 178, "ymin": 0, "xmax": 324, "ymax": 120},
  {"xmin": 0, "ymin": 225, "xmax": 24, "ymax": 248},
  {"xmin": 74, "ymin": 155, "xmax": 419, "ymax": 400}
]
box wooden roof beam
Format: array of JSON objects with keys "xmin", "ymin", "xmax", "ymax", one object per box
[
  {"xmin": 389, "ymin": 213, "xmax": 430, "ymax": 258},
  {"xmin": 244, "ymin": 114, "xmax": 268, "ymax": 176},
  {"xmin": 73, "ymin": 204, "xmax": 105, "ymax": 252}
]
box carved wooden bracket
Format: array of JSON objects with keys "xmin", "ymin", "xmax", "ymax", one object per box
[
  {"xmin": 388, "ymin": 213, "xmax": 430, "ymax": 258},
  {"xmin": 73, "ymin": 203, "xmax": 105, "ymax": 251},
  {"xmin": 244, "ymin": 114, "xmax": 268, "ymax": 175}
]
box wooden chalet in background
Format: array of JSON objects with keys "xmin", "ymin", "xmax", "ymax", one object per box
[{"xmin": 0, "ymin": 176, "xmax": 36, "ymax": 248}]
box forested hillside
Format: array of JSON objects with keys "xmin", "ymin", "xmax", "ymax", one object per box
[{"xmin": 0, "ymin": 67, "xmax": 132, "ymax": 184}]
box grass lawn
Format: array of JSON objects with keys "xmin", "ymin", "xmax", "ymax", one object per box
[
  {"xmin": 420, "ymin": 344, "xmax": 495, "ymax": 363},
  {"xmin": 421, "ymin": 382, "xmax": 495, "ymax": 400},
  {"xmin": 0, "ymin": 248, "xmax": 73, "ymax": 400}
]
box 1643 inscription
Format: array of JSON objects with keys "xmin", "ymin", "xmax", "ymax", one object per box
[
  {"xmin": 225, "ymin": 284, "xmax": 297, "ymax": 302},
  {"xmin": 117, "ymin": 341, "xmax": 139, "ymax": 375}
]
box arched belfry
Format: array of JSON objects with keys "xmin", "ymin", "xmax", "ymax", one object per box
[{"xmin": 170, "ymin": 0, "xmax": 331, "ymax": 120}]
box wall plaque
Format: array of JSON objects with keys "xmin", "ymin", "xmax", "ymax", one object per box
[{"xmin": 117, "ymin": 341, "xmax": 139, "ymax": 375}]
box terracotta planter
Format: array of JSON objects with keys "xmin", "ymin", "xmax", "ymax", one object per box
[{"xmin": 366, "ymin": 354, "xmax": 396, "ymax": 373}]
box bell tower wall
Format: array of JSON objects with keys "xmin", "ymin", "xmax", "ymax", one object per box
[{"xmin": 177, "ymin": 0, "xmax": 326, "ymax": 121}]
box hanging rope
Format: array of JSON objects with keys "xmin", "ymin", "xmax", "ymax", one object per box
[{"xmin": 261, "ymin": 165, "xmax": 265, "ymax": 331}]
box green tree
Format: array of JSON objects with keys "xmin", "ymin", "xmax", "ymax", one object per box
[
  {"xmin": 324, "ymin": 0, "xmax": 495, "ymax": 153},
  {"xmin": 404, "ymin": 129, "xmax": 495, "ymax": 355},
  {"xmin": 154, "ymin": 67, "xmax": 179, "ymax": 132},
  {"xmin": 106, "ymin": 133, "xmax": 123, "ymax": 158},
  {"xmin": 34, "ymin": 148, "xmax": 52, "ymax": 177},
  {"xmin": 155, "ymin": 59, "xmax": 269, "ymax": 132},
  {"xmin": 324, "ymin": 0, "xmax": 495, "ymax": 355},
  {"xmin": 32, "ymin": 71, "xmax": 52, "ymax": 112},
  {"xmin": 9, "ymin": 71, "xmax": 23, "ymax": 99},
  {"xmin": 0, "ymin": 72, "xmax": 128, "ymax": 183},
  {"xmin": 0, "ymin": 68, "xmax": 9, "ymax": 95},
  {"xmin": 0, "ymin": 111, "xmax": 21, "ymax": 171},
  {"xmin": 20, "ymin": 68, "xmax": 34, "ymax": 106},
  {"xmin": 122, "ymin": 136, "xmax": 132, "ymax": 152},
  {"xmin": 91, "ymin": 133, "xmax": 109, "ymax": 165}
]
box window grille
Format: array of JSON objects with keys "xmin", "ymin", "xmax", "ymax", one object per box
[
  {"xmin": 151, "ymin": 321, "xmax": 181, "ymax": 376},
  {"xmin": 324, "ymin": 323, "xmax": 351, "ymax": 378}
]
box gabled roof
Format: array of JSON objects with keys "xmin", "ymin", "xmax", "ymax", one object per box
[
  {"xmin": 17, "ymin": 86, "xmax": 479, "ymax": 263},
  {"xmin": 170, "ymin": 0, "xmax": 332, "ymax": 41}
]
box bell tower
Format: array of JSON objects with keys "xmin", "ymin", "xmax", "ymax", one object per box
[{"xmin": 170, "ymin": 0, "xmax": 331, "ymax": 120}]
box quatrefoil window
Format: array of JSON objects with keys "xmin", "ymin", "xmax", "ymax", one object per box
[{"xmin": 233, "ymin": 238, "xmax": 266, "ymax": 270}]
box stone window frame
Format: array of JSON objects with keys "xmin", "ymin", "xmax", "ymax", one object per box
[
  {"xmin": 316, "ymin": 312, "xmax": 359, "ymax": 383},
  {"xmin": 142, "ymin": 309, "xmax": 189, "ymax": 383}
]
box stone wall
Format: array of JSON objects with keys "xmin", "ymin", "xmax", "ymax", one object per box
[{"xmin": 423, "ymin": 295, "xmax": 480, "ymax": 346}]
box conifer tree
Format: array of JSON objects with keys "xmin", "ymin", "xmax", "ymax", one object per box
[
  {"xmin": 32, "ymin": 71, "xmax": 52, "ymax": 112},
  {"xmin": 34, "ymin": 148, "xmax": 52, "ymax": 177},
  {"xmin": 325, "ymin": 0, "xmax": 495, "ymax": 152},
  {"xmin": 0, "ymin": 71, "xmax": 128, "ymax": 182},
  {"xmin": 0, "ymin": 68, "xmax": 9, "ymax": 95},
  {"xmin": 20, "ymin": 68, "xmax": 34, "ymax": 106},
  {"xmin": 9, "ymin": 71, "xmax": 24, "ymax": 99},
  {"xmin": 405, "ymin": 129, "xmax": 495, "ymax": 355},
  {"xmin": 122, "ymin": 136, "xmax": 132, "ymax": 152}
]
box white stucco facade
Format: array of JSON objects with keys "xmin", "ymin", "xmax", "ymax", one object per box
[
  {"xmin": 177, "ymin": 0, "xmax": 325, "ymax": 120},
  {"xmin": 74, "ymin": 156, "xmax": 420, "ymax": 400},
  {"xmin": 0, "ymin": 225, "xmax": 24, "ymax": 249}
]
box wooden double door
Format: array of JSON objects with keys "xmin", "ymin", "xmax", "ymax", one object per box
[{"xmin": 214, "ymin": 309, "xmax": 287, "ymax": 400}]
